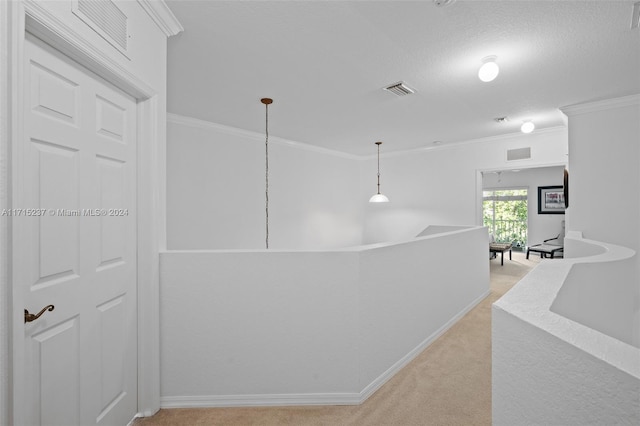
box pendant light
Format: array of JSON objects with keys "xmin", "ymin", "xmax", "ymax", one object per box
[
  {"xmin": 261, "ymin": 97, "xmax": 272, "ymax": 249},
  {"xmin": 369, "ymin": 141, "xmax": 389, "ymax": 203}
]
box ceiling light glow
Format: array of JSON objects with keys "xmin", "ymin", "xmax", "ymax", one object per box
[
  {"xmin": 478, "ymin": 56, "xmax": 499, "ymax": 82},
  {"xmin": 521, "ymin": 121, "xmax": 535, "ymax": 134}
]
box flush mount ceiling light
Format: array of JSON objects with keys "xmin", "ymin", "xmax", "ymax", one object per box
[
  {"xmin": 478, "ymin": 56, "xmax": 499, "ymax": 82},
  {"xmin": 369, "ymin": 142, "xmax": 389, "ymax": 203},
  {"xmin": 521, "ymin": 120, "xmax": 535, "ymax": 134},
  {"xmin": 261, "ymin": 97, "xmax": 273, "ymax": 249}
]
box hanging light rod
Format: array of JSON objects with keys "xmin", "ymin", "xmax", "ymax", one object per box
[
  {"xmin": 369, "ymin": 141, "xmax": 390, "ymax": 203},
  {"xmin": 261, "ymin": 98, "xmax": 273, "ymax": 249}
]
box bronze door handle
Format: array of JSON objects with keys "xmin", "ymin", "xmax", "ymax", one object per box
[{"xmin": 24, "ymin": 305, "xmax": 55, "ymax": 323}]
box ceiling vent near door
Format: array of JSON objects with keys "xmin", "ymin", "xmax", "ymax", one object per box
[
  {"xmin": 632, "ymin": 2, "xmax": 640, "ymax": 29},
  {"xmin": 384, "ymin": 82, "xmax": 416, "ymax": 97},
  {"xmin": 507, "ymin": 147, "xmax": 531, "ymax": 161},
  {"xmin": 433, "ymin": 0, "xmax": 456, "ymax": 7},
  {"xmin": 75, "ymin": 0, "xmax": 128, "ymax": 52}
]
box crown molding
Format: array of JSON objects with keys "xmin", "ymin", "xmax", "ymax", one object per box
[
  {"xmin": 167, "ymin": 113, "xmax": 360, "ymax": 161},
  {"xmin": 137, "ymin": 0, "xmax": 184, "ymax": 37},
  {"xmin": 168, "ymin": 113, "xmax": 567, "ymax": 162},
  {"xmin": 371, "ymin": 126, "xmax": 568, "ymax": 160},
  {"xmin": 560, "ymin": 94, "xmax": 640, "ymax": 117}
]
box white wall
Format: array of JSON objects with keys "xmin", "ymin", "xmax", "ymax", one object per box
[
  {"xmin": 493, "ymin": 95, "xmax": 640, "ymax": 425},
  {"xmin": 167, "ymin": 116, "xmax": 567, "ymax": 249},
  {"xmin": 493, "ymin": 235, "xmax": 639, "ymax": 425},
  {"xmin": 159, "ymin": 226, "xmax": 489, "ymax": 407},
  {"xmin": 160, "ymin": 250, "xmax": 361, "ymax": 399},
  {"xmin": 551, "ymin": 258, "xmax": 638, "ymax": 348},
  {"xmin": 357, "ymin": 228, "xmax": 489, "ymax": 391},
  {"xmin": 167, "ymin": 115, "xmax": 363, "ymax": 250},
  {"xmin": 562, "ymin": 95, "xmax": 640, "ymax": 254},
  {"xmin": 493, "ymin": 308, "xmax": 640, "ymax": 426},
  {"xmin": 482, "ymin": 166, "xmax": 566, "ymax": 247},
  {"xmin": 561, "ymin": 94, "xmax": 640, "ymax": 346},
  {"xmin": 361, "ymin": 128, "xmax": 567, "ymax": 244}
]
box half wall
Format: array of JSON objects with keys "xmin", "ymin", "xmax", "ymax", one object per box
[{"xmin": 160, "ymin": 226, "xmax": 489, "ymax": 407}]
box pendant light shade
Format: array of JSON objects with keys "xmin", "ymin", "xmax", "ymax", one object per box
[
  {"xmin": 369, "ymin": 141, "xmax": 389, "ymax": 203},
  {"xmin": 369, "ymin": 193, "xmax": 390, "ymax": 203}
]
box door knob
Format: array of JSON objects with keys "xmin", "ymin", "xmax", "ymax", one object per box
[{"xmin": 24, "ymin": 305, "xmax": 55, "ymax": 323}]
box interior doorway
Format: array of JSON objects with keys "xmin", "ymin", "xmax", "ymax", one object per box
[
  {"xmin": 483, "ymin": 188, "xmax": 528, "ymax": 250},
  {"xmin": 15, "ymin": 34, "xmax": 139, "ymax": 425}
]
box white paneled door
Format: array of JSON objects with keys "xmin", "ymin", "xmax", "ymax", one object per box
[{"xmin": 16, "ymin": 35, "xmax": 137, "ymax": 425}]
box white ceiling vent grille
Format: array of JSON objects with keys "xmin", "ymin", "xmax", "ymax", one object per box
[
  {"xmin": 433, "ymin": 0, "xmax": 456, "ymax": 7},
  {"xmin": 384, "ymin": 82, "xmax": 416, "ymax": 97},
  {"xmin": 75, "ymin": 0, "xmax": 128, "ymax": 52},
  {"xmin": 507, "ymin": 147, "xmax": 531, "ymax": 161}
]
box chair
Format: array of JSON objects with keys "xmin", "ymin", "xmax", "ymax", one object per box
[
  {"xmin": 490, "ymin": 242, "xmax": 512, "ymax": 265},
  {"xmin": 489, "ymin": 233, "xmax": 512, "ymax": 266},
  {"xmin": 526, "ymin": 234, "xmax": 564, "ymax": 259}
]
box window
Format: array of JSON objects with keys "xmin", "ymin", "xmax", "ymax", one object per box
[{"xmin": 483, "ymin": 188, "xmax": 528, "ymax": 249}]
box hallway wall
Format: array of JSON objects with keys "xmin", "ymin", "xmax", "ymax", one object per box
[
  {"xmin": 167, "ymin": 114, "xmax": 363, "ymax": 250},
  {"xmin": 360, "ymin": 128, "xmax": 568, "ymax": 244},
  {"xmin": 166, "ymin": 115, "xmax": 568, "ymax": 249},
  {"xmin": 160, "ymin": 227, "xmax": 489, "ymax": 406},
  {"xmin": 562, "ymin": 94, "xmax": 640, "ymax": 347}
]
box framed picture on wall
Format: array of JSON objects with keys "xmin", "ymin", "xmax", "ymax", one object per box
[{"xmin": 538, "ymin": 186, "xmax": 566, "ymax": 214}]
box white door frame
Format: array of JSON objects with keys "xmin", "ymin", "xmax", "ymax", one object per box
[{"xmin": 0, "ymin": 1, "xmax": 162, "ymax": 422}]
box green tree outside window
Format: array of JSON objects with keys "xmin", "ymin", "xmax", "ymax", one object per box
[{"xmin": 483, "ymin": 189, "xmax": 528, "ymax": 249}]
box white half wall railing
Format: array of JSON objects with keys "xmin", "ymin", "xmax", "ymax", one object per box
[
  {"xmin": 159, "ymin": 225, "xmax": 489, "ymax": 407},
  {"xmin": 493, "ymin": 231, "xmax": 639, "ymax": 425}
]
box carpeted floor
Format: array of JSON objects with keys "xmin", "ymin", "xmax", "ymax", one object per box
[{"xmin": 136, "ymin": 251, "xmax": 540, "ymax": 426}]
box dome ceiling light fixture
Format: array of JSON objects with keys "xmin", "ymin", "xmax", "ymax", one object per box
[
  {"xmin": 478, "ymin": 56, "xmax": 499, "ymax": 82},
  {"xmin": 521, "ymin": 120, "xmax": 535, "ymax": 134},
  {"xmin": 369, "ymin": 141, "xmax": 389, "ymax": 203}
]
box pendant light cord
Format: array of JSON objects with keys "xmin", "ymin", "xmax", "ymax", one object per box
[
  {"xmin": 376, "ymin": 142, "xmax": 381, "ymax": 194},
  {"xmin": 265, "ymin": 102, "xmax": 269, "ymax": 250}
]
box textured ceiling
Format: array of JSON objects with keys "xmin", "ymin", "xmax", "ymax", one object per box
[{"xmin": 166, "ymin": 0, "xmax": 640, "ymax": 156}]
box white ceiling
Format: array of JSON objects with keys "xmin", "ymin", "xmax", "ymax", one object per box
[{"xmin": 166, "ymin": 0, "xmax": 640, "ymax": 156}]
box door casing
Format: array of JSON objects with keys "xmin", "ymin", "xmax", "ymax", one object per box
[{"xmin": 0, "ymin": 1, "xmax": 163, "ymax": 423}]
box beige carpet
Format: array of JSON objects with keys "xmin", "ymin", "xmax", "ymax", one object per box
[{"xmin": 136, "ymin": 251, "xmax": 540, "ymax": 426}]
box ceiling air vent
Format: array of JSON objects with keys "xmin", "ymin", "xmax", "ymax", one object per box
[
  {"xmin": 434, "ymin": 0, "xmax": 456, "ymax": 7},
  {"xmin": 507, "ymin": 147, "xmax": 531, "ymax": 161},
  {"xmin": 632, "ymin": 2, "xmax": 640, "ymax": 29},
  {"xmin": 74, "ymin": 0, "xmax": 128, "ymax": 52},
  {"xmin": 384, "ymin": 82, "xmax": 415, "ymax": 97}
]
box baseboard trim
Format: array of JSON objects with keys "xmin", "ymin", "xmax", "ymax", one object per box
[
  {"xmin": 160, "ymin": 289, "xmax": 491, "ymax": 409},
  {"xmin": 161, "ymin": 392, "xmax": 362, "ymax": 408},
  {"xmin": 359, "ymin": 289, "xmax": 491, "ymax": 402}
]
